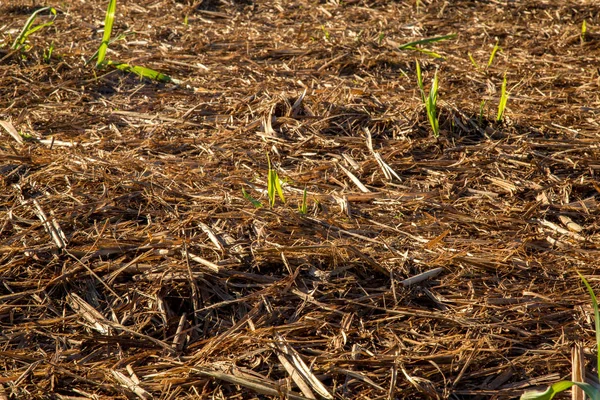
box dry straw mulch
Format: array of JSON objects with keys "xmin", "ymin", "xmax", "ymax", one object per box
[{"xmin": 1, "ymin": 0, "xmax": 600, "ymax": 398}]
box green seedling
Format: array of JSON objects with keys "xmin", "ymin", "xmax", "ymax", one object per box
[
  {"xmin": 397, "ymin": 33, "xmax": 456, "ymax": 59},
  {"xmin": 11, "ymin": 7, "xmax": 57, "ymax": 50},
  {"xmin": 43, "ymin": 42, "xmax": 54, "ymax": 63},
  {"xmin": 487, "ymin": 40, "xmax": 500, "ymax": 68},
  {"xmin": 95, "ymin": 0, "xmax": 116, "ymax": 67},
  {"xmin": 479, "ymin": 99, "xmax": 486, "ymax": 125},
  {"xmin": 321, "ymin": 25, "xmax": 330, "ymax": 41},
  {"xmin": 520, "ymin": 273, "xmax": 600, "ymax": 400},
  {"xmin": 267, "ymin": 154, "xmax": 285, "ymax": 207},
  {"xmin": 108, "ymin": 61, "xmax": 173, "ymax": 83},
  {"xmin": 581, "ymin": 20, "xmax": 587, "ymax": 44},
  {"xmin": 88, "ymin": 0, "xmax": 176, "ymax": 83},
  {"xmin": 299, "ymin": 187, "xmax": 308, "ymax": 214},
  {"xmin": 468, "ymin": 52, "xmax": 479, "ymax": 69},
  {"xmin": 416, "ymin": 61, "xmax": 440, "ymax": 137},
  {"xmin": 242, "ymin": 188, "xmax": 263, "ymax": 208},
  {"xmin": 378, "ymin": 32, "xmax": 385, "ymax": 46},
  {"xmin": 496, "ymin": 73, "xmax": 509, "ymax": 122}
]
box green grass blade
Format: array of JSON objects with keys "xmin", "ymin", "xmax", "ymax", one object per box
[
  {"xmin": 397, "ymin": 33, "xmax": 456, "ymax": 49},
  {"xmin": 274, "ymin": 173, "xmax": 285, "ymax": 204},
  {"xmin": 578, "ymin": 271, "xmax": 600, "ymax": 381},
  {"xmin": 242, "ymin": 188, "xmax": 262, "ymax": 208},
  {"xmin": 412, "ymin": 47, "xmax": 444, "ymax": 59},
  {"xmin": 96, "ymin": 0, "xmax": 117, "ymax": 67},
  {"xmin": 416, "ymin": 61, "xmax": 425, "ymax": 103},
  {"xmin": 108, "ymin": 61, "xmax": 172, "ymax": 83},
  {"xmin": 581, "ymin": 20, "xmax": 587, "ymax": 43},
  {"xmin": 520, "ymin": 381, "xmax": 575, "ymax": 400},
  {"xmin": 266, "ymin": 154, "xmax": 275, "ymax": 207},
  {"xmin": 487, "ymin": 40, "xmax": 500, "ymax": 68},
  {"xmin": 427, "ymin": 70, "xmax": 439, "ymax": 137},
  {"xmin": 496, "ymin": 73, "xmax": 508, "ymax": 122},
  {"xmin": 468, "ymin": 52, "xmax": 478, "ymax": 69},
  {"xmin": 299, "ymin": 187, "xmax": 308, "ymax": 214},
  {"xmin": 11, "ymin": 7, "xmax": 57, "ymax": 50},
  {"xmin": 520, "ymin": 381, "xmax": 600, "ymax": 400},
  {"xmin": 479, "ymin": 100, "xmax": 486, "ymax": 125}
]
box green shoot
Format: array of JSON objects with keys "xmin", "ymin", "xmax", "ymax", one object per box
[
  {"xmin": 11, "ymin": 7, "xmax": 57, "ymax": 50},
  {"xmin": 377, "ymin": 32, "xmax": 385, "ymax": 46},
  {"xmin": 468, "ymin": 52, "xmax": 478, "ymax": 69},
  {"xmin": 581, "ymin": 20, "xmax": 587, "ymax": 43},
  {"xmin": 96, "ymin": 0, "xmax": 117, "ymax": 67},
  {"xmin": 397, "ymin": 34, "xmax": 457, "ymax": 49},
  {"xmin": 242, "ymin": 188, "xmax": 263, "ymax": 208},
  {"xmin": 184, "ymin": 15, "xmax": 189, "ymax": 26},
  {"xmin": 299, "ymin": 187, "xmax": 308, "ymax": 214},
  {"xmin": 416, "ymin": 61, "xmax": 426, "ymax": 103},
  {"xmin": 580, "ymin": 271, "xmax": 600, "ymax": 380},
  {"xmin": 520, "ymin": 273, "xmax": 600, "ymax": 400},
  {"xmin": 43, "ymin": 42, "xmax": 55, "ymax": 63},
  {"xmin": 267, "ymin": 154, "xmax": 285, "ymax": 207},
  {"xmin": 479, "ymin": 100, "xmax": 486, "ymax": 125},
  {"xmin": 487, "ymin": 40, "xmax": 500, "ymax": 68},
  {"xmin": 321, "ymin": 25, "xmax": 330, "ymax": 41},
  {"xmin": 397, "ymin": 33, "xmax": 456, "ymax": 59},
  {"xmin": 107, "ymin": 61, "xmax": 173, "ymax": 83},
  {"xmin": 416, "ymin": 61, "xmax": 440, "ymax": 137},
  {"xmin": 496, "ymin": 73, "xmax": 509, "ymax": 123}
]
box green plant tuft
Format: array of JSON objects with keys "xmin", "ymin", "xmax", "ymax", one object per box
[
  {"xmin": 398, "ymin": 33, "xmax": 456, "ymax": 59},
  {"xmin": 11, "ymin": 7, "xmax": 57, "ymax": 51},
  {"xmin": 496, "ymin": 73, "xmax": 509, "ymax": 123},
  {"xmin": 487, "ymin": 40, "xmax": 500, "ymax": 68},
  {"xmin": 520, "ymin": 272, "xmax": 600, "ymax": 400},
  {"xmin": 267, "ymin": 154, "xmax": 285, "ymax": 207},
  {"xmin": 299, "ymin": 187, "xmax": 308, "ymax": 214},
  {"xmin": 416, "ymin": 61, "xmax": 440, "ymax": 137},
  {"xmin": 95, "ymin": 0, "xmax": 116, "ymax": 67}
]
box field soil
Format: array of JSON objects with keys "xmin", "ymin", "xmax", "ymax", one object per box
[{"xmin": 2, "ymin": 0, "xmax": 600, "ymax": 398}]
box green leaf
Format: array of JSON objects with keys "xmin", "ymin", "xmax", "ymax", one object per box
[
  {"xmin": 96, "ymin": 0, "xmax": 117, "ymax": 67},
  {"xmin": 242, "ymin": 188, "xmax": 262, "ymax": 208},
  {"xmin": 274, "ymin": 172, "xmax": 285, "ymax": 204},
  {"xmin": 488, "ymin": 40, "xmax": 501, "ymax": 68},
  {"xmin": 578, "ymin": 272, "xmax": 600, "ymax": 381},
  {"xmin": 397, "ymin": 33, "xmax": 457, "ymax": 49},
  {"xmin": 496, "ymin": 73, "xmax": 508, "ymax": 122},
  {"xmin": 299, "ymin": 187, "xmax": 308, "ymax": 214},
  {"xmin": 521, "ymin": 381, "xmax": 600, "ymax": 400},
  {"xmin": 468, "ymin": 52, "xmax": 478, "ymax": 69},
  {"xmin": 416, "ymin": 60, "xmax": 425, "ymax": 103},
  {"xmin": 11, "ymin": 7, "xmax": 57, "ymax": 50},
  {"xmin": 108, "ymin": 61, "xmax": 172, "ymax": 83}
]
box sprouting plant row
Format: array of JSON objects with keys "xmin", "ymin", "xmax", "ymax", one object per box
[{"xmin": 9, "ymin": 0, "xmax": 175, "ymax": 83}]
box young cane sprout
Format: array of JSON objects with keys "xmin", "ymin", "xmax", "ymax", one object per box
[
  {"xmin": 267, "ymin": 154, "xmax": 285, "ymax": 207},
  {"xmin": 496, "ymin": 73, "xmax": 509, "ymax": 123},
  {"xmin": 95, "ymin": 0, "xmax": 116, "ymax": 67},
  {"xmin": 398, "ymin": 33, "xmax": 456, "ymax": 59},
  {"xmin": 520, "ymin": 273, "xmax": 600, "ymax": 400},
  {"xmin": 487, "ymin": 40, "xmax": 501, "ymax": 68},
  {"xmin": 11, "ymin": 7, "xmax": 57, "ymax": 50},
  {"xmin": 416, "ymin": 61, "xmax": 440, "ymax": 137},
  {"xmin": 299, "ymin": 187, "xmax": 308, "ymax": 214},
  {"xmin": 89, "ymin": 0, "xmax": 177, "ymax": 83}
]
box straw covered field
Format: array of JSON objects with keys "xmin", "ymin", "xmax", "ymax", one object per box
[{"xmin": 2, "ymin": 0, "xmax": 600, "ymax": 398}]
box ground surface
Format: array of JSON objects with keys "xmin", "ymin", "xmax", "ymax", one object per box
[{"xmin": 1, "ymin": 0, "xmax": 600, "ymax": 399}]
